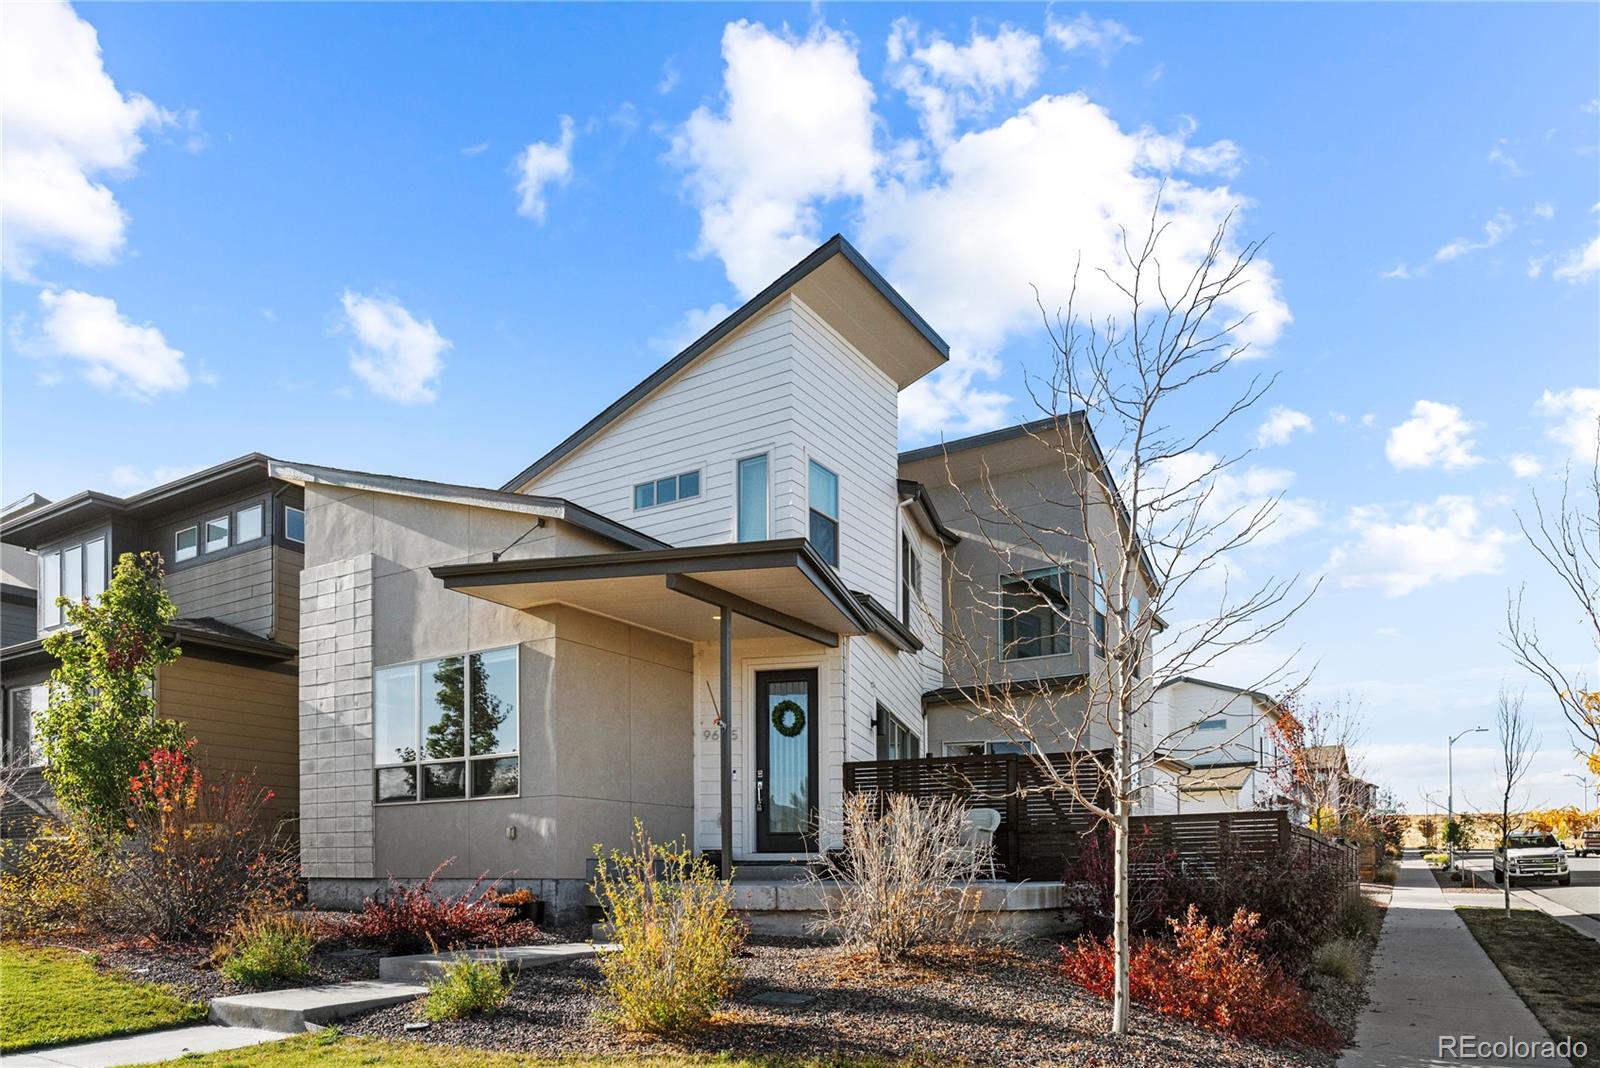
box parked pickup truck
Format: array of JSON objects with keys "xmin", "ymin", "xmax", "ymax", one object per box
[
  {"xmin": 1493, "ymin": 832, "xmax": 1571, "ymax": 886},
  {"xmin": 1575, "ymin": 828, "xmax": 1600, "ymax": 858}
]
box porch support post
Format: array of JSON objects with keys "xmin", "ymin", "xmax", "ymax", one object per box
[{"xmin": 719, "ymin": 608, "xmax": 734, "ymax": 880}]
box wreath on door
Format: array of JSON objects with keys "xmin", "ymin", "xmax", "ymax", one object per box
[{"xmin": 771, "ymin": 699, "xmax": 807, "ymax": 738}]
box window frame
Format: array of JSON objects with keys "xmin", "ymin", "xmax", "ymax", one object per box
[
  {"xmin": 998, "ymin": 565, "xmax": 1070, "ymax": 661},
  {"xmin": 1195, "ymin": 716, "xmax": 1229, "ymax": 731},
  {"xmin": 284, "ymin": 506, "xmax": 306, "ymax": 545},
  {"xmin": 235, "ymin": 502, "xmax": 265, "ymax": 544},
  {"xmin": 174, "ymin": 525, "xmax": 199, "ymax": 563},
  {"xmin": 943, "ymin": 739, "xmax": 1039, "ymax": 757},
  {"xmin": 736, "ymin": 453, "xmax": 769, "ymax": 542},
  {"xmin": 372, "ymin": 645, "xmax": 522, "ymax": 805},
  {"xmin": 84, "ymin": 537, "xmax": 106, "ymax": 601},
  {"xmin": 204, "ymin": 514, "xmax": 231, "ymax": 554},
  {"xmin": 807, "ymin": 459, "xmax": 840, "ymax": 567},
  {"xmin": 876, "ymin": 703, "xmax": 922, "ymax": 761},
  {"xmin": 900, "ymin": 530, "xmax": 922, "ymax": 626},
  {"xmin": 1092, "ymin": 565, "xmax": 1108, "ymax": 657},
  {"xmin": 5, "ymin": 684, "xmax": 48, "ymax": 767},
  {"xmin": 631, "ymin": 468, "xmax": 703, "ymax": 513}
]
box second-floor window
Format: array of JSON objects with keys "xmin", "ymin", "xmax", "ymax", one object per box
[
  {"xmin": 999, "ymin": 567, "xmax": 1068, "ymax": 660},
  {"xmin": 633, "ymin": 470, "xmax": 701, "ymax": 511},
  {"xmin": 39, "ymin": 536, "xmax": 107, "ymax": 627},
  {"xmin": 808, "ymin": 460, "xmax": 839, "ymax": 566},
  {"xmin": 175, "ymin": 526, "xmax": 199, "ymax": 562},
  {"xmin": 284, "ymin": 506, "xmax": 306, "ymax": 544},
  {"xmin": 900, "ymin": 532, "xmax": 921, "ymax": 625},
  {"xmin": 1196, "ymin": 716, "xmax": 1228, "ymax": 731},
  {"xmin": 737, "ymin": 455, "xmax": 768, "ymax": 541},
  {"xmin": 1092, "ymin": 565, "xmax": 1107, "ymax": 657},
  {"xmin": 205, "ymin": 515, "xmax": 231, "ymax": 553}
]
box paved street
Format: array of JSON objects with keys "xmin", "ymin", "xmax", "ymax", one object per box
[{"xmin": 1458, "ymin": 854, "xmax": 1600, "ymax": 924}]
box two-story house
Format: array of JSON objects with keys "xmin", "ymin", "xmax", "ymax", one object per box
[
  {"xmin": 1147, "ymin": 677, "xmax": 1290, "ymax": 814},
  {"xmin": 273, "ymin": 237, "xmax": 1173, "ymax": 920},
  {"xmin": 0, "ymin": 455, "xmax": 305, "ymax": 817}
]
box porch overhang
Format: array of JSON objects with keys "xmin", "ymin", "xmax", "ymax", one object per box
[{"xmin": 429, "ymin": 538, "xmax": 872, "ymax": 648}]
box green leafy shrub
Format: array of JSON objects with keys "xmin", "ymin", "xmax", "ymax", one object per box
[
  {"xmin": 218, "ymin": 915, "xmax": 315, "ymax": 988},
  {"xmin": 37, "ymin": 552, "xmax": 186, "ymax": 838},
  {"xmin": 423, "ymin": 956, "xmax": 510, "ymax": 1021},
  {"xmin": 590, "ymin": 822, "xmax": 743, "ymax": 1035},
  {"xmin": 1423, "ymin": 852, "xmax": 1449, "ymax": 866},
  {"xmin": 1333, "ymin": 887, "xmax": 1380, "ymax": 940},
  {"xmin": 1312, "ymin": 937, "xmax": 1365, "ymax": 983}
]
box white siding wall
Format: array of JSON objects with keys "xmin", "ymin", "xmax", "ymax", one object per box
[{"xmin": 525, "ymin": 301, "xmax": 805, "ymax": 547}]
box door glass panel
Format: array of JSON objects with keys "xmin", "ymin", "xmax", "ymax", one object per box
[{"xmin": 766, "ymin": 680, "xmax": 811, "ymax": 835}]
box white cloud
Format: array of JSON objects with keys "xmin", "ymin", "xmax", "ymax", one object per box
[
  {"xmin": 1256, "ymin": 406, "xmax": 1313, "ymax": 447},
  {"xmin": 1536, "ymin": 387, "xmax": 1600, "ymax": 461},
  {"xmin": 1044, "ymin": 12, "xmax": 1140, "ymax": 64},
  {"xmin": 1330, "ymin": 496, "xmax": 1515, "ymax": 597},
  {"xmin": 671, "ymin": 21, "xmax": 879, "ymax": 298},
  {"xmin": 1509, "ymin": 454, "xmax": 1544, "ymax": 478},
  {"xmin": 339, "ymin": 291, "xmax": 450, "ymax": 404},
  {"xmin": 1147, "ymin": 450, "xmax": 1321, "ymax": 551},
  {"xmin": 1435, "ymin": 212, "xmax": 1511, "ymax": 262},
  {"xmin": 1532, "ymin": 201, "xmax": 1554, "ymax": 220},
  {"xmin": 1551, "ymin": 233, "xmax": 1600, "ymax": 282},
  {"xmin": 33, "ymin": 289, "xmax": 190, "ymax": 399},
  {"xmin": 886, "ymin": 20, "xmax": 1043, "ymax": 146},
  {"xmin": 461, "ymin": 141, "xmax": 489, "ymax": 157},
  {"xmin": 514, "ymin": 115, "xmax": 575, "ymax": 222},
  {"xmin": 657, "ymin": 59, "xmax": 680, "ymax": 95},
  {"xmin": 671, "ymin": 19, "xmax": 1289, "ymax": 440},
  {"xmin": 1385, "ymin": 400, "xmax": 1483, "ymax": 471},
  {"xmin": 1487, "ymin": 141, "xmax": 1526, "ymax": 178},
  {"xmin": 1380, "ymin": 263, "xmax": 1413, "ymax": 280},
  {"xmin": 650, "ymin": 302, "xmax": 732, "ymax": 356},
  {"xmin": 1, "ymin": 0, "xmax": 176, "ymax": 280}
]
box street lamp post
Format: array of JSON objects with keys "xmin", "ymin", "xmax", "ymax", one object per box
[
  {"xmin": 1447, "ymin": 726, "xmax": 1487, "ymax": 870},
  {"xmin": 1566, "ymin": 772, "xmax": 1594, "ymax": 813}
]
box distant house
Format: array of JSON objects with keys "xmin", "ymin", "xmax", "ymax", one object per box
[
  {"xmin": 1148, "ymin": 677, "xmax": 1291, "ymax": 814},
  {"xmin": 1, "ymin": 456, "xmax": 305, "ymax": 833},
  {"xmin": 1303, "ymin": 744, "xmax": 1376, "ymax": 823}
]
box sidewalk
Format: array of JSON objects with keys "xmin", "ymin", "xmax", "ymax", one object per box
[
  {"xmin": 1340, "ymin": 859, "xmax": 1571, "ymax": 1068},
  {"xmin": 0, "ymin": 1025, "xmax": 283, "ymax": 1068}
]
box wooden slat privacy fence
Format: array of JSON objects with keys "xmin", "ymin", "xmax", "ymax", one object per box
[
  {"xmin": 843, "ymin": 753, "xmax": 1358, "ymax": 884},
  {"xmin": 843, "ymin": 751, "xmax": 1109, "ymax": 880}
]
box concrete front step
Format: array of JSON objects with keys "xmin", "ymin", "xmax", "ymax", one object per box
[
  {"xmin": 0, "ymin": 1025, "xmax": 284, "ymax": 1067},
  {"xmin": 208, "ymin": 980, "xmax": 427, "ymax": 1033},
  {"xmin": 377, "ymin": 942, "xmax": 608, "ymax": 983}
]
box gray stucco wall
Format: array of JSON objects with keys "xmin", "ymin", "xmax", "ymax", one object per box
[{"xmin": 298, "ymin": 486, "xmax": 693, "ymax": 913}]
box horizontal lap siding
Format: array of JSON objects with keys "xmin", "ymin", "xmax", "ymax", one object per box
[
  {"xmin": 164, "ymin": 546, "xmax": 275, "ymax": 637},
  {"xmin": 273, "ymin": 547, "xmax": 302, "ymax": 644},
  {"xmin": 158, "ymin": 656, "xmax": 299, "ymax": 812},
  {"xmin": 527, "ymin": 304, "xmax": 803, "ymax": 546}
]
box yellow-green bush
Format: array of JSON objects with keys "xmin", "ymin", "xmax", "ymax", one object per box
[
  {"xmin": 217, "ymin": 914, "xmax": 315, "ymax": 988},
  {"xmin": 589, "ymin": 822, "xmax": 743, "ymax": 1035},
  {"xmin": 0, "ymin": 827, "xmax": 108, "ymax": 935},
  {"xmin": 423, "ymin": 956, "xmax": 511, "ymax": 1021},
  {"xmin": 1313, "ymin": 937, "xmax": 1365, "ymax": 983},
  {"xmin": 1423, "ymin": 852, "xmax": 1449, "ymax": 866}
]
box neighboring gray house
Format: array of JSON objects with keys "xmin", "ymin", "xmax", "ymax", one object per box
[{"xmin": 0, "ymin": 456, "xmax": 305, "ymax": 818}]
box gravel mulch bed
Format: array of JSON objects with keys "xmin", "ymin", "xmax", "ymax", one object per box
[
  {"xmin": 1307, "ymin": 883, "xmax": 1392, "ymax": 1048},
  {"xmin": 344, "ymin": 937, "xmax": 1331, "ymax": 1068}
]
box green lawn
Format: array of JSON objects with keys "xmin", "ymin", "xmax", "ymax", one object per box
[
  {"xmin": 0, "ymin": 944, "xmax": 206, "ymax": 1053},
  {"xmin": 148, "ymin": 1031, "xmax": 909, "ymax": 1067},
  {"xmin": 1456, "ymin": 908, "xmax": 1600, "ymax": 1067}
]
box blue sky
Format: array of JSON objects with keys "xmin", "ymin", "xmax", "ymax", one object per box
[{"xmin": 4, "ymin": 2, "xmax": 1598, "ymax": 810}]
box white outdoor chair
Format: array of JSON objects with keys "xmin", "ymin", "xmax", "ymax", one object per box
[{"xmin": 960, "ymin": 807, "xmax": 1003, "ymax": 879}]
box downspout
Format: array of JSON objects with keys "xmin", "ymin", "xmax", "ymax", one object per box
[{"xmin": 720, "ymin": 609, "xmax": 734, "ymax": 879}]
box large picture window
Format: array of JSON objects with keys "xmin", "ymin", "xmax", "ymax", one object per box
[
  {"xmin": 373, "ymin": 647, "xmax": 519, "ymax": 803},
  {"xmin": 808, "ymin": 460, "xmax": 839, "ymax": 566},
  {"xmin": 999, "ymin": 567, "xmax": 1069, "ymax": 660},
  {"xmin": 39, "ymin": 537, "xmax": 109, "ymax": 627}
]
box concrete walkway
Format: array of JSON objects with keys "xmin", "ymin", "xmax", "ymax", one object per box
[
  {"xmin": 0, "ymin": 1025, "xmax": 284, "ymax": 1068},
  {"xmin": 1340, "ymin": 859, "xmax": 1571, "ymax": 1068}
]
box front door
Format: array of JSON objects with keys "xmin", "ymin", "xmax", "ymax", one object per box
[{"xmin": 754, "ymin": 668, "xmax": 819, "ymax": 854}]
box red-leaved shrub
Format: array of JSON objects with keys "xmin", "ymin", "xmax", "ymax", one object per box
[
  {"xmin": 341, "ymin": 861, "xmax": 537, "ymax": 953},
  {"xmin": 1059, "ymin": 905, "xmax": 1340, "ymax": 1050}
]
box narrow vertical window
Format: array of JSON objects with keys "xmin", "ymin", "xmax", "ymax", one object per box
[
  {"xmin": 284, "ymin": 506, "xmax": 306, "ymax": 545},
  {"xmin": 41, "ymin": 552, "xmax": 61, "ymax": 627},
  {"xmin": 205, "ymin": 515, "xmax": 230, "ymax": 553},
  {"xmin": 236, "ymin": 503, "xmax": 264, "ymax": 543},
  {"xmin": 808, "ymin": 460, "xmax": 839, "ymax": 566},
  {"xmin": 1092, "ymin": 565, "xmax": 1107, "ymax": 657},
  {"xmin": 84, "ymin": 538, "xmax": 106, "ymax": 600},
  {"xmin": 174, "ymin": 526, "xmax": 199, "ymax": 562},
  {"xmin": 900, "ymin": 532, "xmax": 921, "ymax": 625},
  {"xmin": 737, "ymin": 455, "xmax": 768, "ymax": 542},
  {"xmin": 62, "ymin": 545, "xmax": 83, "ymax": 607}
]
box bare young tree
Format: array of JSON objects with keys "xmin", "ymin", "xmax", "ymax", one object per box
[
  {"xmin": 1505, "ymin": 429, "xmax": 1600, "ymax": 766},
  {"xmin": 1266, "ymin": 694, "xmax": 1369, "ymax": 832},
  {"xmin": 1493, "ymin": 686, "xmax": 1537, "ymax": 918},
  {"xmin": 931, "ymin": 206, "xmax": 1314, "ymax": 1036}
]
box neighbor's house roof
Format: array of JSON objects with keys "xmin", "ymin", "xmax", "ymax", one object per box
[
  {"xmin": 921, "ymin": 671, "xmax": 1088, "ymax": 709},
  {"xmin": 896, "ymin": 480, "xmax": 960, "ymax": 547},
  {"xmin": 2, "ymin": 616, "xmax": 296, "ymax": 670},
  {"xmin": 1180, "ymin": 765, "xmax": 1255, "ymax": 793},
  {"xmin": 501, "ymin": 235, "xmax": 950, "ymax": 493},
  {"xmin": 1156, "ymin": 675, "xmax": 1283, "ymax": 710},
  {"xmin": 1304, "ymin": 744, "xmax": 1351, "ymax": 773},
  {"xmin": 2, "ymin": 454, "xmax": 278, "ymax": 550},
  {"xmin": 266, "ymin": 461, "xmax": 667, "ymax": 552}
]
